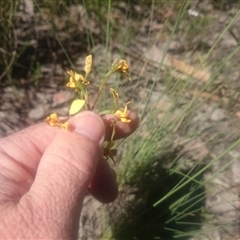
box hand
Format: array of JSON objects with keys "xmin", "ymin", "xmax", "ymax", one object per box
[{"xmin": 0, "ymin": 111, "xmax": 138, "ymax": 239}]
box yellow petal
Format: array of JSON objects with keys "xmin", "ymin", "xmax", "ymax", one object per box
[
  {"xmin": 81, "ymin": 78, "xmax": 90, "ymax": 86},
  {"xmin": 69, "ymin": 99, "xmax": 86, "ymax": 115},
  {"xmin": 124, "ymin": 101, "xmax": 131, "ymax": 113},
  {"xmin": 110, "ymin": 88, "xmax": 119, "ymax": 102},
  {"xmin": 120, "ymin": 117, "xmax": 131, "ymax": 123},
  {"xmin": 45, "ymin": 112, "xmax": 59, "ymax": 126},
  {"xmin": 112, "ymin": 59, "xmax": 129, "ymax": 73},
  {"xmin": 119, "ymin": 60, "xmax": 129, "ymax": 73},
  {"xmin": 75, "ymin": 73, "xmax": 90, "ymax": 86},
  {"xmin": 115, "ymin": 109, "xmax": 123, "ymax": 116},
  {"xmin": 45, "ymin": 113, "xmax": 70, "ymax": 129},
  {"xmin": 67, "ymin": 70, "xmax": 74, "ymax": 77},
  {"xmin": 61, "ymin": 122, "xmax": 70, "ymax": 130},
  {"xmin": 66, "ymin": 78, "xmax": 77, "ymax": 88},
  {"xmin": 84, "ymin": 55, "xmax": 92, "ymax": 77},
  {"xmin": 115, "ymin": 110, "xmax": 131, "ymax": 123},
  {"xmin": 114, "ymin": 102, "xmax": 131, "ymax": 123},
  {"xmin": 74, "ymin": 72, "xmax": 84, "ymax": 82}
]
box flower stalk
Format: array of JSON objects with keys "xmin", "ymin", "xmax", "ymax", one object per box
[{"xmin": 46, "ymin": 55, "xmax": 133, "ymax": 163}]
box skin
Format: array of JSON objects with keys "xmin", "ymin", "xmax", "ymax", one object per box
[{"xmin": 0, "ymin": 110, "xmax": 139, "ymax": 239}]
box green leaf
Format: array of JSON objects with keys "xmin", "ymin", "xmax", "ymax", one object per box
[
  {"xmin": 69, "ymin": 99, "xmax": 85, "ymax": 115},
  {"xmin": 99, "ymin": 109, "xmax": 114, "ymax": 115}
]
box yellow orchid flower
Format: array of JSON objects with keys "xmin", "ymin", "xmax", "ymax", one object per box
[
  {"xmin": 112, "ymin": 59, "xmax": 128, "ymax": 73},
  {"xmin": 115, "ymin": 101, "xmax": 131, "ymax": 123},
  {"xmin": 46, "ymin": 54, "xmax": 135, "ymax": 168},
  {"xmin": 84, "ymin": 55, "xmax": 92, "ymax": 78},
  {"xmin": 103, "ymin": 141, "xmax": 118, "ymax": 163},
  {"xmin": 66, "ymin": 70, "xmax": 90, "ymax": 89},
  {"xmin": 45, "ymin": 113, "xmax": 69, "ymax": 130},
  {"xmin": 111, "ymin": 59, "xmax": 131, "ymax": 81}
]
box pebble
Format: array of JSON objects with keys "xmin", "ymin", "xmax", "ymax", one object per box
[
  {"xmin": 0, "ymin": 111, "xmax": 7, "ymax": 118},
  {"xmin": 52, "ymin": 90, "xmax": 75, "ymax": 107},
  {"xmin": 28, "ymin": 104, "xmax": 45, "ymax": 120},
  {"xmin": 0, "ymin": 121, "xmax": 11, "ymax": 133},
  {"xmin": 7, "ymin": 112, "xmax": 21, "ymax": 124},
  {"xmin": 0, "ymin": 102, "xmax": 12, "ymax": 110},
  {"xmin": 210, "ymin": 108, "xmax": 226, "ymax": 121},
  {"xmin": 36, "ymin": 92, "xmax": 52, "ymax": 103}
]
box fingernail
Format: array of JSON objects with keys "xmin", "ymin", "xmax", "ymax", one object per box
[{"xmin": 72, "ymin": 111, "xmax": 105, "ymax": 145}]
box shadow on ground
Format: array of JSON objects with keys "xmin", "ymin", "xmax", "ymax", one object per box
[{"xmin": 110, "ymin": 150, "xmax": 206, "ymax": 240}]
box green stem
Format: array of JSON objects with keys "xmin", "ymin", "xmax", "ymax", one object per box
[
  {"xmin": 91, "ymin": 70, "xmax": 113, "ymax": 110},
  {"xmin": 76, "ymin": 83, "xmax": 90, "ymax": 110},
  {"xmin": 111, "ymin": 121, "xmax": 116, "ymax": 141},
  {"xmin": 114, "ymin": 99, "xmax": 118, "ymax": 112},
  {"xmin": 85, "ymin": 89, "xmax": 90, "ymax": 110}
]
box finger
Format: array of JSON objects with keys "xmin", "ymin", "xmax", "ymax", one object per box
[
  {"xmin": 0, "ymin": 120, "xmax": 60, "ymax": 176},
  {"xmin": 0, "ymin": 155, "xmax": 33, "ymax": 200},
  {"xmin": 103, "ymin": 111, "xmax": 139, "ymax": 140},
  {"xmin": 20, "ymin": 112, "xmax": 105, "ymax": 236},
  {"xmin": 0, "ymin": 111, "xmax": 138, "ymax": 177},
  {"xmin": 88, "ymin": 158, "xmax": 118, "ymax": 203}
]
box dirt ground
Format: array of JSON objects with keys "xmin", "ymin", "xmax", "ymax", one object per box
[{"xmin": 1, "ymin": 0, "xmax": 240, "ymax": 239}]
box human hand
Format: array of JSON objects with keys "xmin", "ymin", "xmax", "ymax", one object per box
[{"xmin": 0, "ymin": 111, "xmax": 138, "ymax": 239}]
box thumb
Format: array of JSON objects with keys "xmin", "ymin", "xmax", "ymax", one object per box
[{"xmin": 23, "ymin": 112, "xmax": 105, "ymax": 225}]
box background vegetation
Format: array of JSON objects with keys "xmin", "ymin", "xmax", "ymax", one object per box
[{"xmin": 1, "ymin": 0, "xmax": 240, "ymax": 239}]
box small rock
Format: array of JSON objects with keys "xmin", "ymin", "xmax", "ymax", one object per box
[
  {"xmin": 210, "ymin": 108, "xmax": 226, "ymax": 121},
  {"xmin": 52, "ymin": 90, "xmax": 75, "ymax": 107},
  {"xmin": 53, "ymin": 107, "xmax": 69, "ymax": 116},
  {"xmin": 0, "ymin": 122, "xmax": 11, "ymax": 133},
  {"xmin": 0, "ymin": 102, "xmax": 12, "ymax": 110},
  {"xmin": 28, "ymin": 104, "xmax": 45, "ymax": 120},
  {"xmin": 4, "ymin": 87, "xmax": 14, "ymax": 93},
  {"xmin": 36, "ymin": 92, "xmax": 52, "ymax": 104},
  {"xmin": 55, "ymin": 64, "xmax": 64, "ymax": 76},
  {"xmin": 7, "ymin": 112, "xmax": 21, "ymax": 124},
  {"xmin": 20, "ymin": 0, "xmax": 34, "ymax": 19},
  {"xmin": 0, "ymin": 111, "xmax": 7, "ymax": 118},
  {"xmin": 41, "ymin": 65, "xmax": 53, "ymax": 74}
]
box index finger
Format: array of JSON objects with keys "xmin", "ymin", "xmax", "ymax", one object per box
[
  {"xmin": 0, "ymin": 111, "xmax": 139, "ymax": 175},
  {"xmin": 102, "ymin": 111, "xmax": 139, "ymax": 140}
]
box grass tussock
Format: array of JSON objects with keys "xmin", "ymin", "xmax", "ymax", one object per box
[{"xmin": 2, "ymin": 0, "xmax": 240, "ymax": 239}]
